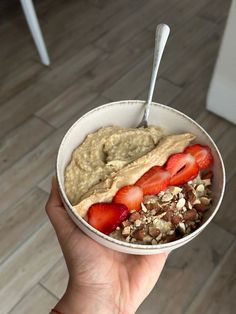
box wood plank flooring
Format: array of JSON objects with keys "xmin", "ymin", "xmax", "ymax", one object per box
[{"xmin": 0, "ymin": 0, "xmax": 235, "ymax": 313}]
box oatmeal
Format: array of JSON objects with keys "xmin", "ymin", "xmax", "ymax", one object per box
[
  {"xmin": 73, "ymin": 132, "xmax": 195, "ymax": 218},
  {"xmin": 65, "ymin": 126, "xmax": 164, "ymax": 205},
  {"xmin": 64, "ymin": 123, "xmax": 214, "ymax": 245}
]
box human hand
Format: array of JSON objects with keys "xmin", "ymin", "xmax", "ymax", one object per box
[{"xmin": 46, "ymin": 178, "xmax": 168, "ymax": 314}]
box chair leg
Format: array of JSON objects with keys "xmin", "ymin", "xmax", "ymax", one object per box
[{"xmin": 20, "ymin": 0, "xmax": 50, "ymax": 66}]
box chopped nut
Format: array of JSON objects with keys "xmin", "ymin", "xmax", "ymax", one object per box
[
  {"xmin": 163, "ymin": 210, "xmax": 173, "ymax": 222},
  {"xmin": 151, "ymin": 239, "xmax": 158, "ymax": 245},
  {"xmin": 200, "ymin": 197, "xmax": 211, "ymax": 205},
  {"xmin": 182, "ymin": 206, "xmax": 187, "ymax": 212},
  {"xmin": 143, "ymin": 235, "xmax": 153, "ymax": 243},
  {"xmin": 178, "ymin": 192, "xmax": 184, "ymax": 199},
  {"xmin": 134, "ymin": 219, "xmax": 142, "ymax": 227},
  {"xmin": 156, "ymin": 212, "xmax": 167, "ymax": 219},
  {"xmin": 141, "ymin": 203, "xmax": 147, "ymax": 212},
  {"xmin": 171, "ymin": 215, "xmax": 181, "ymax": 226},
  {"xmin": 122, "ymin": 226, "xmax": 131, "ymax": 236},
  {"xmin": 196, "ymin": 184, "xmax": 205, "ymax": 193},
  {"xmin": 129, "ymin": 212, "xmax": 141, "ymax": 222},
  {"xmin": 150, "ymin": 209, "xmax": 157, "ymax": 215},
  {"xmin": 148, "ymin": 226, "xmax": 161, "ymax": 237},
  {"xmin": 131, "ymin": 238, "xmax": 136, "ymax": 243},
  {"xmin": 132, "ymin": 228, "xmax": 145, "ymax": 241},
  {"xmin": 144, "ymin": 195, "xmax": 158, "ymax": 203},
  {"xmin": 121, "ymin": 220, "xmax": 131, "ymax": 228},
  {"xmin": 165, "ymin": 233, "xmax": 176, "ymax": 242},
  {"xmin": 162, "ymin": 192, "xmax": 173, "ymax": 202},
  {"xmin": 187, "ymin": 201, "xmax": 192, "ymax": 209},
  {"xmin": 169, "ymin": 186, "xmax": 182, "ymax": 195},
  {"xmin": 125, "ymin": 235, "xmax": 131, "ymax": 242},
  {"xmin": 202, "ymin": 179, "xmax": 211, "ymax": 186},
  {"xmin": 156, "ymin": 233, "xmax": 162, "ymax": 241},
  {"xmin": 178, "ymin": 222, "xmax": 186, "ymax": 234},
  {"xmin": 194, "ymin": 203, "xmax": 208, "ymax": 212},
  {"xmin": 176, "ymin": 198, "xmax": 186, "ymax": 209},
  {"xmin": 145, "ymin": 203, "xmax": 157, "ymax": 210},
  {"xmin": 183, "ymin": 209, "xmax": 197, "ymax": 221},
  {"xmin": 158, "ymin": 191, "xmax": 165, "ymax": 197},
  {"xmin": 193, "ymin": 199, "xmax": 201, "ymax": 205},
  {"xmin": 187, "ymin": 190, "xmax": 197, "ymax": 204}
]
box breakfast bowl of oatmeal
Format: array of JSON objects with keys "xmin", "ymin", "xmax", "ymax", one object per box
[{"xmin": 56, "ymin": 100, "xmax": 225, "ymax": 255}]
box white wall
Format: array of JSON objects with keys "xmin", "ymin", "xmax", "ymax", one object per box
[{"xmin": 207, "ymin": 0, "xmax": 236, "ymax": 124}]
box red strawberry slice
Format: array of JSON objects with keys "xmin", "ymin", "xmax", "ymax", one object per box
[
  {"xmin": 88, "ymin": 203, "xmax": 129, "ymax": 235},
  {"xmin": 166, "ymin": 153, "xmax": 199, "ymax": 186},
  {"xmin": 184, "ymin": 144, "xmax": 214, "ymax": 170},
  {"xmin": 113, "ymin": 185, "xmax": 143, "ymax": 211},
  {"xmin": 135, "ymin": 166, "xmax": 171, "ymax": 195}
]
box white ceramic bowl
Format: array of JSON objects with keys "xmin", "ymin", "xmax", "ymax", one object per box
[{"xmin": 56, "ymin": 100, "xmax": 225, "ymax": 255}]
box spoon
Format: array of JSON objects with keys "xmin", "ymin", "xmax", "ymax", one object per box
[{"xmin": 138, "ymin": 24, "xmax": 170, "ymax": 128}]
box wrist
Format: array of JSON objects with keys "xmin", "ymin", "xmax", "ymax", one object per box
[{"xmin": 53, "ymin": 281, "xmax": 132, "ymax": 314}]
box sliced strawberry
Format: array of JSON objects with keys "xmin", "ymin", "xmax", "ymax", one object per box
[
  {"xmin": 113, "ymin": 185, "xmax": 143, "ymax": 211},
  {"xmin": 135, "ymin": 166, "xmax": 171, "ymax": 195},
  {"xmin": 184, "ymin": 144, "xmax": 214, "ymax": 170},
  {"xmin": 166, "ymin": 153, "xmax": 199, "ymax": 186},
  {"xmin": 88, "ymin": 203, "xmax": 129, "ymax": 235}
]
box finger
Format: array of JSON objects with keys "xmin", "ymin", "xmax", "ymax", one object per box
[{"xmin": 46, "ymin": 177, "xmax": 77, "ymax": 241}]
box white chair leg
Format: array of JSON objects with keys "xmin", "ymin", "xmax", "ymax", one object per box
[{"xmin": 20, "ymin": 0, "xmax": 50, "ymax": 66}]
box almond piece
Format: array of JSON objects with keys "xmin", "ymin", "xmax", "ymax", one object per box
[
  {"xmin": 122, "ymin": 226, "xmax": 131, "ymax": 236},
  {"xmin": 176, "ymin": 198, "xmax": 186, "ymax": 209},
  {"xmin": 129, "ymin": 212, "xmax": 141, "ymax": 222},
  {"xmin": 132, "ymin": 229, "xmax": 145, "ymax": 241},
  {"xmin": 178, "ymin": 222, "xmax": 186, "ymax": 234},
  {"xmin": 171, "ymin": 215, "xmax": 181, "ymax": 226},
  {"xmin": 143, "ymin": 235, "xmax": 153, "ymax": 243},
  {"xmin": 187, "ymin": 201, "xmax": 192, "ymax": 209},
  {"xmin": 165, "ymin": 233, "xmax": 176, "ymax": 242},
  {"xmin": 200, "ymin": 197, "xmax": 211, "ymax": 205},
  {"xmin": 141, "ymin": 203, "xmax": 148, "ymax": 212},
  {"xmin": 148, "ymin": 226, "xmax": 161, "ymax": 238},
  {"xmin": 162, "ymin": 192, "xmax": 173, "ymax": 202},
  {"xmin": 121, "ymin": 220, "xmax": 131, "ymax": 228},
  {"xmin": 169, "ymin": 186, "xmax": 182, "ymax": 195},
  {"xmin": 183, "ymin": 209, "xmax": 197, "ymax": 221},
  {"xmin": 202, "ymin": 179, "xmax": 211, "ymax": 186},
  {"xmin": 134, "ymin": 219, "xmax": 142, "ymax": 227},
  {"xmin": 196, "ymin": 184, "xmax": 205, "ymax": 194},
  {"xmin": 163, "ymin": 210, "xmax": 173, "ymax": 222},
  {"xmin": 194, "ymin": 203, "xmax": 208, "ymax": 212}
]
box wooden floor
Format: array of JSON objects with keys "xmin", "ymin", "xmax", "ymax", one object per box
[{"xmin": 0, "ymin": 0, "xmax": 235, "ymax": 313}]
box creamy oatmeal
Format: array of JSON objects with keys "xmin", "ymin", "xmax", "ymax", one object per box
[{"xmin": 65, "ymin": 126, "xmax": 164, "ymax": 205}]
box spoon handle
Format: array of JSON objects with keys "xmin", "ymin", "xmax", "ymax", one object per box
[
  {"xmin": 147, "ymin": 24, "xmax": 170, "ymax": 104},
  {"xmin": 140, "ymin": 24, "xmax": 170, "ymax": 126}
]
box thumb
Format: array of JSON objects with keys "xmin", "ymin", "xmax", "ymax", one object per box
[{"xmin": 46, "ymin": 177, "xmax": 77, "ymax": 241}]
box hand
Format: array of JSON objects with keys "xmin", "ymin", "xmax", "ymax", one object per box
[{"xmin": 46, "ymin": 178, "xmax": 168, "ymax": 314}]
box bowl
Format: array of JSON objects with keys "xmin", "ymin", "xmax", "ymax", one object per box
[{"xmin": 56, "ymin": 100, "xmax": 225, "ymax": 255}]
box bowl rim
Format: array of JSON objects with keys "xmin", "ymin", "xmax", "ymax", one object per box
[{"xmin": 56, "ymin": 100, "xmax": 226, "ymax": 250}]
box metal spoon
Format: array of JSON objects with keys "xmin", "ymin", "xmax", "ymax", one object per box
[{"xmin": 138, "ymin": 24, "xmax": 170, "ymax": 128}]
